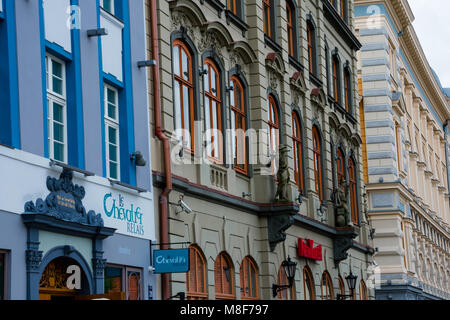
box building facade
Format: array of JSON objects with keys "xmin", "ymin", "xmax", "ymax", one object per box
[
  {"xmin": 355, "ymin": 0, "xmax": 450, "ymax": 299},
  {"xmin": 149, "ymin": 0, "xmax": 375, "ymax": 300},
  {"xmin": 0, "ymin": 0, "xmax": 156, "ymax": 300}
]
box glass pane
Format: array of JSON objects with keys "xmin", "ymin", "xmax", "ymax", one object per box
[
  {"xmin": 183, "ymin": 85, "xmax": 191, "ymax": 148},
  {"xmin": 52, "ymin": 77, "xmax": 63, "ymax": 95},
  {"xmin": 53, "ymin": 123, "xmax": 64, "ymax": 143},
  {"xmin": 109, "ymin": 144, "xmax": 117, "ymax": 162},
  {"xmin": 102, "ymin": 0, "xmax": 113, "ymax": 13},
  {"xmin": 235, "ymin": 84, "xmax": 242, "ymax": 111},
  {"xmin": 107, "ymin": 88, "xmax": 116, "ymax": 105},
  {"xmin": 52, "ymin": 60, "xmax": 62, "ymax": 78},
  {"xmin": 182, "ymin": 50, "xmax": 189, "ymax": 81},
  {"xmin": 250, "ymin": 266, "xmax": 256, "ymax": 297},
  {"xmin": 54, "ymin": 142, "xmax": 64, "ymax": 162},
  {"xmin": 104, "ymin": 266, "xmax": 122, "ymax": 294},
  {"xmin": 53, "ymin": 103, "xmax": 64, "ymax": 123},
  {"xmin": 231, "ymin": 111, "xmax": 236, "ymax": 159},
  {"xmin": 127, "ymin": 271, "xmax": 141, "ymax": 300},
  {"xmin": 174, "ymin": 81, "xmax": 182, "ymax": 130},
  {"xmin": 230, "ymin": 84, "xmax": 235, "ymax": 108},
  {"xmin": 108, "ymin": 103, "xmax": 117, "ymax": 120},
  {"xmin": 109, "ymin": 162, "xmax": 118, "ymax": 180},
  {"xmin": 0, "ymin": 254, "xmax": 4, "ymax": 300},
  {"xmin": 212, "ymin": 101, "xmax": 218, "ymax": 157},
  {"xmin": 203, "ymin": 66, "xmax": 209, "ymax": 92},
  {"xmin": 173, "ymin": 46, "xmax": 180, "ymax": 76},
  {"xmin": 108, "ymin": 126, "xmax": 117, "ymax": 145},
  {"xmin": 210, "ymin": 68, "xmax": 216, "ymax": 94}
]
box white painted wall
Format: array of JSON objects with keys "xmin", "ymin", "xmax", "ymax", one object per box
[
  {"xmin": 100, "ymin": 9, "xmax": 124, "ymax": 82},
  {"xmin": 43, "ymin": 0, "xmax": 72, "ymax": 53}
]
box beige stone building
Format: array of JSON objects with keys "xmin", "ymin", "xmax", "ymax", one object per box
[
  {"xmin": 355, "ymin": 0, "xmax": 450, "ymax": 299},
  {"xmin": 147, "ymin": 0, "xmax": 374, "ymax": 300}
]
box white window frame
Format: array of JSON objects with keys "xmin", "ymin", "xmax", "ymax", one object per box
[
  {"xmin": 104, "ymin": 84, "xmax": 120, "ymax": 181},
  {"xmin": 100, "ymin": 0, "xmax": 115, "ymax": 15},
  {"xmin": 46, "ymin": 54, "xmax": 68, "ymax": 164}
]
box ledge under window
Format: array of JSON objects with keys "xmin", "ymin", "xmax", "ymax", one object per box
[
  {"xmin": 264, "ymin": 35, "xmax": 282, "ymax": 53},
  {"xmin": 309, "ymin": 73, "xmax": 322, "ymax": 87},
  {"xmin": 289, "ymin": 56, "xmax": 304, "ymax": 72},
  {"xmin": 225, "ymin": 10, "xmax": 249, "ymax": 36},
  {"xmin": 200, "ymin": 0, "xmax": 226, "ymax": 17}
]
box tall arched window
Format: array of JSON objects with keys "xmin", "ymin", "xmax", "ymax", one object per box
[
  {"xmin": 204, "ymin": 58, "xmax": 223, "ymax": 163},
  {"xmin": 307, "ymin": 21, "xmax": 316, "ymax": 75},
  {"xmin": 338, "ymin": 275, "xmax": 345, "ymax": 297},
  {"xmin": 240, "ymin": 257, "xmax": 259, "ymax": 300},
  {"xmin": 268, "ymin": 95, "xmax": 280, "ymax": 173},
  {"xmin": 277, "ymin": 264, "xmax": 296, "ymax": 300},
  {"xmin": 214, "ymin": 252, "xmax": 235, "ymax": 300},
  {"xmin": 263, "ymin": 0, "xmax": 272, "ymax": 38},
  {"xmin": 348, "ymin": 157, "xmax": 358, "ymax": 225},
  {"xmin": 303, "ymin": 266, "xmax": 315, "ymax": 300},
  {"xmin": 230, "ymin": 76, "xmax": 247, "ymax": 174},
  {"xmin": 312, "ymin": 126, "xmax": 323, "ymax": 202},
  {"xmin": 359, "ymin": 280, "xmax": 368, "ymax": 300},
  {"xmin": 344, "ymin": 68, "xmax": 351, "ymax": 113},
  {"xmin": 336, "ymin": 148, "xmax": 345, "ymax": 187},
  {"xmin": 173, "ymin": 40, "xmax": 195, "ymax": 152},
  {"xmin": 187, "ymin": 245, "xmax": 208, "ymax": 300},
  {"xmin": 332, "ymin": 55, "xmax": 341, "ymax": 104},
  {"xmin": 292, "ymin": 111, "xmax": 304, "ymax": 192},
  {"xmin": 321, "ymin": 271, "xmax": 334, "ymax": 300},
  {"xmin": 286, "ymin": 1, "xmax": 295, "ymax": 57}
]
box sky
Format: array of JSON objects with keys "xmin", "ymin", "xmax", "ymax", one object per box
[{"xmin": 408, "ymin": 0, "xmax": 450, "ymax": 88}]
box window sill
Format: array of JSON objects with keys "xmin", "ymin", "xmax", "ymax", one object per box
[
  {"xmin": 289, "ymin": 56, "xmax": 304, "ymax": 72},
  {"xmin": 200, "ymin": 0, "xmax": 225, "ymax": 17},
  {"xmin": 309, "ymin": 73, "xmax": 323, "ymax": 88},
  {"xmin": 264, "ymin": 35, "xmax": 282, "ymax": 53},
  {"xmin": 225, "ymin": 10, "xmax": 249, "ymax": 37}
]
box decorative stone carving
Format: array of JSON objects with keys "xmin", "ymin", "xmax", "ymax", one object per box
[
  {"xmin": 198, "ymin": 31, "xmax": 224, "ymax": 61},
  {"xmin": 335, "ymin": 182, "xmax": 350, "ymax": 227},
  {"xmin": 24, "ymin": 168, "xmax": 104, "ymax": 227},
  {"xmin": 268, "ymin": 213, "xmax": 295, "ymax": 252},
  {"xmin": 333, "ymin": 228, "xmax": 358, "ymax": 265},
  {"xmin": 274, "ymin": 145, "xmax": 290, "ymax": 202},
  {"xmin": 171, "ymin": 12, "xmax": 196, "ymax": 42},
  {"xmin": 92, "ymin": 258, "xmax": 107, "ymax": 277},
  {"xmin": 26, "ymin": 249, "xmax": 43, "ymax": 272}
]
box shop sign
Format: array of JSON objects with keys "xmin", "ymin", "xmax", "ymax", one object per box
[
  {"xmin": 103, "ymin": 193, "xmax": 144, "ymax": 236},
  {"xmin": 153, "ymin": 249, "xmax": 190, "ymax": 274},
  {"xmin": 298, "ymin": 238, "xmax": 323, "ymax": 261}
]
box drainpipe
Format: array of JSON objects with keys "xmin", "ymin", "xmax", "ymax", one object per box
[{"xmin": 150, "ymin": 0, "xmax": 172, "ymax": 300}]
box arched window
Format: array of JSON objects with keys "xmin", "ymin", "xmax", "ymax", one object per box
[
  {"xmin": 268, "ymin": 95, "xmax": 280, "ymax": 173},
  {"xmin": 187, "ymin": 245, "xmax": 208, "ymax": 300},
  {"xmin": 344, "ymin": 68, "xmax": 352, "ymax": 113},
  {"xmin": 330, "ymin": 0, "xmax": 337, "ymax": 8},
  {"xmin": 204, "ymin": 58, "xmax": 223, "ymax": 163},
  {"xmin": 325, "ymin": 44, "xmax": 330, "ymax": 95},
  {"xmin": 173, "ymin": 40, "xmax": 195, "ymax": 152},
  {"xmin": 292, "ymin": 111, "xmax": 304, "ymax": 192},
  {"xmin": 359, "ymin": 280, "xmax": 368, "ymax": 300},
  {"xmin": 336, "ymin": 148, "xmax": 345, "ymax": 187},
  {"xmin": 240, "ymin": 257, "xmax": 259, "ymax": 300},
  {"xmin": 303, "ymin": 266, "xmax": 315, "ymax": 300},
  {"xmin": 348, "ymin": 156, "xmax": 358, "ymax": 225},
  {"xmin": 277, "ymin": 263, "xmax": 296, "ymax": 300},
  {"xmin": 286, "ymin": 1, "xmax": 295, "ymax": 57},
  {"xmin": 338, "ymin": 275, "xmax": 345, "ymax": 297},
  {"xmin": 263, "ymin": 0, "xmax": 272, "ymax": 38},
  {"xmin": 214, "ymin": 252, "xmax": 235, "ymax": 300},
  {"xmin": 321, "ymin": 271, "xmax": 334, "ymax": 300},
  {"xmin": 312, "ymin": 126, "xmax": 323, "ymax": 202},
  {"xmin": 307, "ymin": 21, "xmax": 317, "ymax": 75},
  {"xmin": 332, "ymin": 55, "xmax": 341, "ymax": 104},
  {"xmin": 230, "ymin": 76, "xmax": 247, "ymax": 174}
]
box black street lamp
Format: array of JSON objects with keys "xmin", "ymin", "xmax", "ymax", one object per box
[
  {"xmin": 337, "ymin": 271, "xmax": 358, "ymax": 300},
  {"xmin": 272, "ymin": 256, "xmax": 297, "ymax": 298}
]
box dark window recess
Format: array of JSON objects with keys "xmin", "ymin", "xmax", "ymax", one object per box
[
  {"xmin": 200, "ymin": 0, "xmax": 226, "ymax": 17},
  {"xmin": 309, "ymin": 73, "xmax": 323, "ymax": 88},
  {"xmin": 0, "ymin": 253, "xmax": 4, "ymax": 300},
  {"xmin": 264, "ymin": 34, "xmax": 282, "ymax": 53},
  {"xmin": 225, "ymin": 10, "xmax": 249, "ymax": 37},
  {"xmin": 289, "ymin": 56, "xmax": 304, "ymax": 72}
]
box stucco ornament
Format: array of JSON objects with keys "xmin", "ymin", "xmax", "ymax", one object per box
[
  {"xmin": 335, "ymin": 181, "xmax": 350, "ymax": 227},
  {"xmin": 274, "ymin": 145, "xmax": 290, "ymax": 202}
]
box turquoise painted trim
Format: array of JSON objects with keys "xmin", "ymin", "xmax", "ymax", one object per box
[
  {"xmin": 103, "ymin": 73, "xmax": 124, "ymax": 89},
  {"xmin": 45, "ymin": 40, "xmax": 72, "ymax": 61},
  {"xmin": 0, "ymin": 0, "xmax": 20, "ymax": 148},
  {"xmin": 38, "ymin": 0, "xmax": 49, "ymax": 157}
]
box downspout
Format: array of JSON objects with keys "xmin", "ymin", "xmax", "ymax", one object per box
[{"xmin": 150, "ymin": 0, "xmax": 172, "ymax": 300}]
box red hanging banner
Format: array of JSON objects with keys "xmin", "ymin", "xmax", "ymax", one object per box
[{"xmin": 298, "ymin": 238, "xmax": 323, "ymax": 261}]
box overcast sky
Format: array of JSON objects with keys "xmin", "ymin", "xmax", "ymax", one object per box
[{"xmin": 408, "ymin": 0, "xmax": 450, "ymax": 88}]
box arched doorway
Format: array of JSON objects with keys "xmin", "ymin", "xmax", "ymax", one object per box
[{"xmin": 39, "ymin": 257, "xmax": 91, "ymax": 300}]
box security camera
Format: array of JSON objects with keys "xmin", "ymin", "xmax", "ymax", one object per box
[{"xmin": 178, "ymin": 199, "xmax": 192, "ymax": 214}]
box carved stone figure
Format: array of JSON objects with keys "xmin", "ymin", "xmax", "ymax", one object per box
[
  {"xmin": 335, "ymin": 180, "xmax": 350, "ymax": 227},
  {"xmin": 274, "ymin": 145, "xmax": 290, "ymax": 202}
]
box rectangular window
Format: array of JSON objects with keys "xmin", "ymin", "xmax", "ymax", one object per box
[
  {"xmin": 104, "ymin": 84, "xmax": 120, "ymax": 180},
  {"xmin": 0, "ymin": 251, "xmax": 6, "ymax": 300},
  {"xmin": 104, "ymin": 265, "xmax": 142, "ymax": 300},
  {"xmin": 101, "ymin": 0, "xmax": 114, "ymax": 15},
  {"xmin": 46, "ymin": 55, "xmax": 67, "ymax": 163},
  {"xmin": 263, "ymin": 0, "xmax": 271, "ymax": 38}
]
